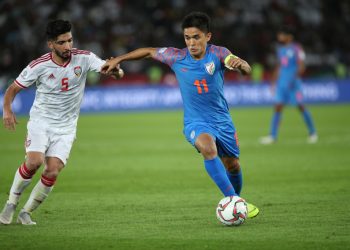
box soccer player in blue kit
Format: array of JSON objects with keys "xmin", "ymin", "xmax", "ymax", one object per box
[
  {"xmin": 103, "ymin": 12, "xmax": 259, "ymax": 218},
  {"xmin": 260, "ymin": 26, "xmax": 317, "ymax": 144}
]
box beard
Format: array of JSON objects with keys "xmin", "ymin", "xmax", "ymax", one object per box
[{"xmin": 54, "ymin": 49, "xmax": 71, "ymax": 61}]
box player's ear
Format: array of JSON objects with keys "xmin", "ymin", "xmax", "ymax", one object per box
[
  {"xmin": 47, "ymin": 40, "xmax": 53, "ymax": 50},
  {"xmin": 206, "ymin": 32, "xmax": 212, "ymax": 42}
]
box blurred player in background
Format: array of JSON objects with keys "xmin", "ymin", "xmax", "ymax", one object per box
[
  {"xmin": 260, "ymin": 26, "xmax": 318, "ymax": 144},
  {"xmin": 103, "ymin": 12, "xmax": 259, "ymax": 219},
  {"xmin": 0, "ymin": 20, "xmax": 122, "ymax": 225}
]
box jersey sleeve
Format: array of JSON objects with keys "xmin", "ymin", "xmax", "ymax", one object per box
[
  {"xmin": 153, "ymin": 47, "xmax": 185, "ymax": 67},
  {"xmin": 15, "ymin": 65, "xmax": 39, "ymax": 89},
  {"xmin": 209, "ymin": 45, "xmax": 232, "ymax": 64},
  {"xmin": 88, "ymin": 52, "xmax": 106, "ymax": 72}
]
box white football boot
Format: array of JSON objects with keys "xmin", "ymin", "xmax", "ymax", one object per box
[
  {"xmin": 259, "ymin": 135, "xmax": 276, "ymax": 145},
  {"xmin": 0, "ymin": 202, "xmax": 17, "ymax": 225},
  {"xmin": 307, "ymin": 134, "xmax": 318, "ymax": 144},
  {"xmin": 17, "ymin": 210, "xmax": 36, "ymax": 225}
]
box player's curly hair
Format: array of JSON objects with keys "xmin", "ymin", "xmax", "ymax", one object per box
[
  {"xmin": 46, "ymin": 20, "xmax": 72, "ymax": 40},
  {"xmin": 181, "ymin": 12, "xmax": 211, "ymax": 33}
]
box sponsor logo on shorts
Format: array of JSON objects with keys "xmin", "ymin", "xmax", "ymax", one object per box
[
  {"xmin": 190, "ymin": 130, "xmax": 196, "ymax": 139},
  {"xmin": 74, "ymin": 66, "xmax": 82, "ymax": 77}
]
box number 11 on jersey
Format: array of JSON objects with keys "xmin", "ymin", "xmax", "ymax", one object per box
[{"xmin": 194, "ymin": 79, "xmax": 208, "ymax": 94}]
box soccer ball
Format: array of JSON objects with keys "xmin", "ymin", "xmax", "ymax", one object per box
[{"xmin": 216, "ymin": 196, "xmax": 248, "ymax": 226}]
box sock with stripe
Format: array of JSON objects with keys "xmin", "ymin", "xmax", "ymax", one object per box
[
  {"xmin": 8, "ymin": 163, "xmax": 37, "ymax": 205},
  {"xmin": 204, "ymin": 157, "xmax": 237, "ymax": 196},
  {"xmin": 23, "ymin": 175, "xmax": 56, "ymax": 213}
]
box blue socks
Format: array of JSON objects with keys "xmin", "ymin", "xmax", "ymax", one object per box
[
  {"xmin": 270, "ymin": 111, "xmax": 281, "ymax": 139},
  {"xmin": 204, "ymin": 157, "xmax": 236, "ymax": 196},
  {"xmin": 226, "ymin": 169, "xmax": 242, "ymax": 196},
  {"xmin": 302, "ymin": 109, "xmax": 316, "ymax": 135}
]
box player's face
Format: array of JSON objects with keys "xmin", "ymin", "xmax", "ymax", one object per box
[
  {"xmin": 277, "ymin": 32, "xmax": 292, "ymax": 44},
  {"xmin": 184, "ymin": 27, "xmax": 211, "ymax": 59},
  {"xmin": 48, "ymin": 32, "xmax": 73, "ymax": 61}
]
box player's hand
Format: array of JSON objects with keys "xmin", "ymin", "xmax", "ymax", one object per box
[
  {"xmin": 3, "ymin": 109, "xmax": 18, "ymax": 131},
  {"xmin": 101, "ymin": 58, "xmax": 121, "ymax": 74},
  {"xmin": 225, "ymin": 55, "xmax": 251, "ymax": 75}
]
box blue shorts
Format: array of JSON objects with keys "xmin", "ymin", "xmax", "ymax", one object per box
[
  {"xmin": 275, "ymin": 79, "xmax": 303, "ymax": 105},
  {"xmin": 183, "ymin": 122, "xmax": 240, "ymax": 158}
]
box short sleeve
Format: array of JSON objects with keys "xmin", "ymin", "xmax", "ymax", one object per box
[
  {"xmin": 209, "ymin": 45, "xmax": 232, "ymax": 64},
  {"xmin": 88, "ymin": 52, "xmax": 106, "ymax": 72},
  {"xmin": 15, "ymin": 65, "xmax": 39, "ymax": 89},
  {"xmin": 153, "ymin": 47, "xmax": 185, "ymax": 67}
]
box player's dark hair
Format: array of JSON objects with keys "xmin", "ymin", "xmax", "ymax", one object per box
[
  {"xmin": 278, "ymin": 25, "xmax": 296, "ymax": 37},
  {"xmin": 46, "ymin": 20, "xmax": 72, "ymax": 41},
  {"xmin": 181, "ymin": 12, "xmax": 211, "ymax": 33}
]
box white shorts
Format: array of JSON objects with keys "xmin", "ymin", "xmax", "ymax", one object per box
[{"xmin": 25, "ymin": 120, "xmax": 76, "ymax": 165}]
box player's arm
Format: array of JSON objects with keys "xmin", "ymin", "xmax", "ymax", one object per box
[
  {"xmin": 102, "ymin": 48, "xmax": 157, "ymax": 74},
  {"xmin": 224, "ymin": 54, "xmax": 251, "ymax": 75},
  {"xmin": 296, "ymin": 45, "xmax": 306, "ymax": 77},
  {"xmin": 2, "ymin": 82, "xmax": 23, "ymax": 131},
  {"xmin": 297, "ymin": 59, "xmax": 306, "ymax": 77}
]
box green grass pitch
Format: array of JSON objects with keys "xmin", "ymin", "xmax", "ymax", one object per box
[{"xmin": 0, "ymin": 104, "xmax": 349, "ymax": 250}]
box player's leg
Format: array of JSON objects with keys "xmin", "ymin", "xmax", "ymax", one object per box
[
  {"xmin": 217, "ymin": 123, "xmax": 259, "ymax": 218},
  {"xmin": 0, "ymin": 122, "xmax": 47, "ymax": 225},
  {"xmin": 260, "ymin": 103, "xmax": 284, "ymax": 144},
  {"xmin": 297, "ymin": 104, "xmax": 317, "ymax": 143},
  {"xmin": 17, "ymin": 131, "xmax": 74, "ymax": 225},
  {"xmin": 221, "ymin": 157, "xmax": 242, "ymax": 196},
  {"xmin": 195, "ymin": 133, "xmax": 237, "ymax": 197},
  {"xmin": 0, "ymin": 152, "xmax": 43, "ymax": 225},
  {"xmin": 261, "ymin": 84, "xmax": 286, "ymax": 144},
  {"xmin": 184, "ymin": 124, "xmax": 236, "ymax": 196},
  {"xmin": 18, "ymin": 157, "xmax": 64, "ymax": 225}
]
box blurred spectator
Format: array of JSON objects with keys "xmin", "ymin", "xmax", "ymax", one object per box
[{"xmin": 0, "ymin": 0, "xmax": 349, "ymax": 89}]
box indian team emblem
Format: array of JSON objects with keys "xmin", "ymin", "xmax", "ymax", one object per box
[
  {"xmin": 205, "ymin": 61, "xmax": 215, "ymax": 75},
  {"xmin": 190, "ymin": 130, "xmax": 196, "ymax": 139},
  {"xmin": 74, "ymin": 66, "xmax": 82, "ymax": 77}
]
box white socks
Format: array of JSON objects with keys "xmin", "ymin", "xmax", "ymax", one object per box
[
  {"xmin": 8, "ymin": 164, "xmax": 35, "ymax": 205},
  {"xmin": 23, "ymin": 177, "xmax": 55, "ymax": 213}
]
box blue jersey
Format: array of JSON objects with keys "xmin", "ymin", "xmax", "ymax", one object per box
[
  {"xmin": 277, "ymin": 43, "xmax": 305, "ymax": 88},
  {"xmin": 154, "ymin": 44, "xmax": 232, "ymax": 126}
]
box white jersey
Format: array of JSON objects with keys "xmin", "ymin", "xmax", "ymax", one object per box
[{"xmin": 15, "ymin": 49, "xmax": 105, "ymax": 133}]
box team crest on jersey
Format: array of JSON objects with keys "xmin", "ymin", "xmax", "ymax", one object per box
[
  {"xmin": 205, "ymin": 61, "xmax": 215, "ymax": 75},
  {"xmin": 25, "ymin": 138, "xmax": 31, "ymax": 148},
  {"xmin": 74, "ymin": 66, "xmax": 82, "ymax": 77}
]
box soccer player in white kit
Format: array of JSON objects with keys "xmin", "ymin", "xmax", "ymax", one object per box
[{"xmin": 0, "ymin": 20, "xmax": 122, "ymax": 225}]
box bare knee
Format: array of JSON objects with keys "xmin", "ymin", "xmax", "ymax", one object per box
[
  {"xmin": 200, "ymin": 145, "xmax": 217, "ymax": 160},
  {"xmin": 275, "ymin": 104, "xmax": 284, "ymax": 112},
  {"xmin": 42, "ymin": 157, "xmax": 65, "ymax": 179},
  {"xmin": 298, "ymin": 104, "xmax": 305, "ymax": 112},
  {"xmin": 25, "ymin": 153, "xmax": 44, "ymax": 171},
  {"xmin": 195, "ymin": 133, "xmax": 217, "ymax": 160},
  {"xmin": 222, "ymin": 157, "xmax": 241, "ymax": 174}
]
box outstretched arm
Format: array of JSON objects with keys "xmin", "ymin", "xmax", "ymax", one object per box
[
  {"xmin": 3, "ymin": 82, "xmax": 22, "ymax": 131},
  {"xmin": 101, "ymin": 48, "xmax": 157, "ymax": 74}
]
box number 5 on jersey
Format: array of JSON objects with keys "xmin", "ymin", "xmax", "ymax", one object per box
[
  {"xmin": 61, "ymin": 78, "xmax": 69, "ymax": 91},
  {"xmin": 194, "ymin": 79, "xmax": 208, "ymax": 94}
]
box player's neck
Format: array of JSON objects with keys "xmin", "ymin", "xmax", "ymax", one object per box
[{"xmin": 51, "ymin": 52, "xmax": 70, "ymax": 65}]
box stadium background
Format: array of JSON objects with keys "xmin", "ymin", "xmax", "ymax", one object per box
[{"xmin": 0, "ymin": 1, "xmax": 349, "ymax": 250}]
